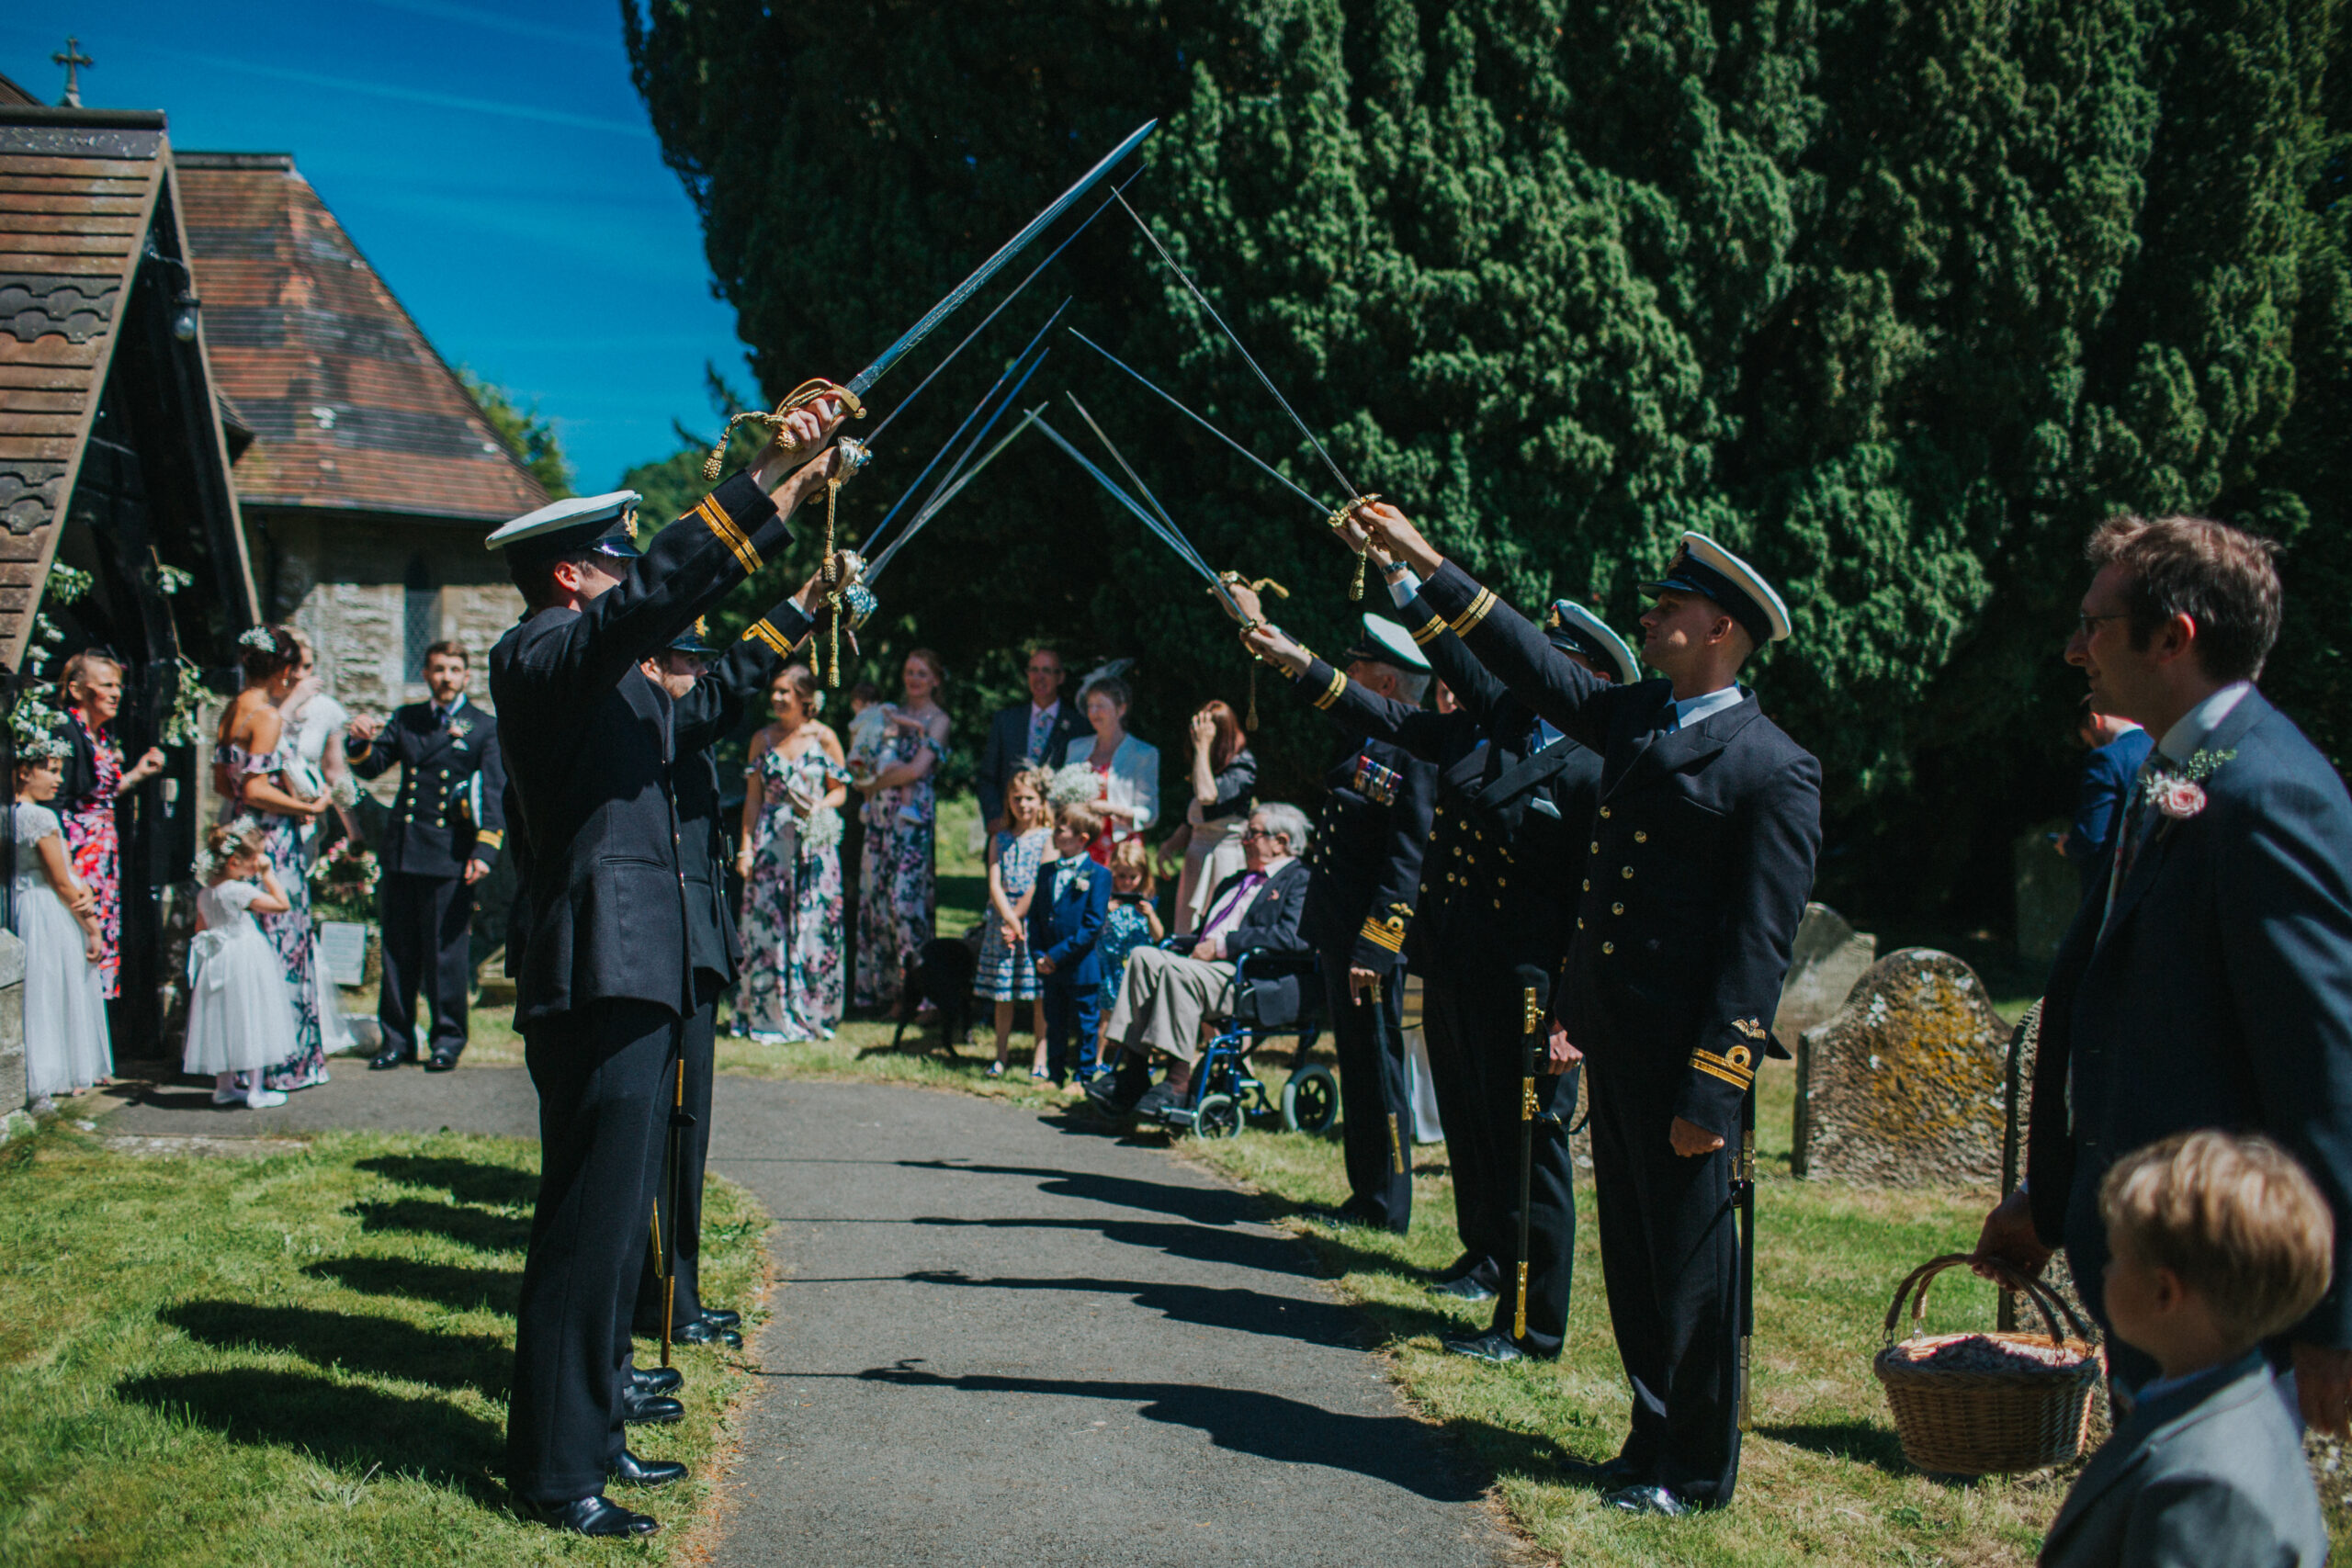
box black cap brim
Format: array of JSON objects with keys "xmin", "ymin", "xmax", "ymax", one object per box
[{"xmin": 1641, "ymin": 563, "xmax": 1772, "ymax": 647}]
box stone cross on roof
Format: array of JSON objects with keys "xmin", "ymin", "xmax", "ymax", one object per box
[{"xmin": 51, "ymin": 37, "xmax": 92, "ymax": 107}]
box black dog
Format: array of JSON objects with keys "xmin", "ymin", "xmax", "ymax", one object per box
[{"xmin": 888, "ymin": 934, "xmax": 978, "ymax": 1055}]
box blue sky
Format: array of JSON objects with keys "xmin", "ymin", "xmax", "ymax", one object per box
[{"xmin": 5, "ymin": 0, "xmax": 750, "ymax": 491}]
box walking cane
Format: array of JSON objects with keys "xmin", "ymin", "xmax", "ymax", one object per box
[{"xmin": 1512, "ymin": 964, "xmax": 1552, "ymax": 1342}]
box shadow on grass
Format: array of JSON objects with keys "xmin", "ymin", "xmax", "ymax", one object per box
[
  {"xmin": 355, "ymin": 1154, "xmax": 538, "ymax": 1210},
  {"xmin": 303, "ymin": 1256, "xmax": 519, "ymax": 1316},
  {"xmin": 117, "ymin": 1368, "xmax": 506, "ymax": 1502},
  {"xmin": 162, "ymin": 1300, "xmax": 512, "ymax": 1400},
  {"xmin": 1756, "ymin": 1418, "xmax": 1918, "ymax": 1477},
  {"xmin": 858, "ymin": 1361, "xmax": 1490, "ymax": 1500},
  {"xmin": 351, "ymin": 1198, "xmax": 531, "ymax": 1255}
]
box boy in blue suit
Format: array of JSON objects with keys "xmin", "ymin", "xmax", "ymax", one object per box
[
  {"xmin": 1031, "ymin": 802, "xmax": 1112, "ymax": 1088},
  {"xmin": 2040, "ymin": 1129, "xmax": 2330, "ymax": 1568}
]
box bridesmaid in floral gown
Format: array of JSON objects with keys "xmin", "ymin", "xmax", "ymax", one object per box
[
  {"xmin": 732, "ymin": 665, "xmax": 848, "ymax": 1043},
  {"xmin": 210, "ymin": 626, "xmax": 330, "ymax": 1090},
  {"xmin": 853, "ymin": 649, "xmax": 951, "ymax": 1011}
]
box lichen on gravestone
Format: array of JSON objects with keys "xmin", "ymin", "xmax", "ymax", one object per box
[{"xmin": 1793, "ymin": 948, "xmax": 2009, "ymax": 1186}]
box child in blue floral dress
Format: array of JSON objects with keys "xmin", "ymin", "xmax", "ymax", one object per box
[
  {"xmin": 1093, "ymin": 838, "xmax": 1164, "ymax": 1077},
  {"xmin": 977, "ymin": 768, "xmax": 1052, "ymax": 1077}
]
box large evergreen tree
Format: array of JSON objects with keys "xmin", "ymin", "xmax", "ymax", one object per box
[{"xmin": 624, "ymin": 0, "xmax": 2347, "ymax": 928}]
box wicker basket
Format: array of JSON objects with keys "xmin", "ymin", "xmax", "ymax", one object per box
[{"xmin": 1872, "ymin": 1252, "xmax": 2103, "ymax": 1475}]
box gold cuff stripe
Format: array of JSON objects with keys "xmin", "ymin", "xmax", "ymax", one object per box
[
  {"xmin": 744, "ymin": 618, "xmax": 793, "ymax": 656},
  {"xmin": 1691, "ymin": 1048, "xmax": 1756, "ymax": 1085},
  {"xmin": 474, "ymin": 829, "xmax": 504, "ymax": 850},
  {"xmin": 1311, "ymin": 667, "xmax": 1348, "ymax": 711},
  {"xmin": 1358, "ymin": 918, "xmax": 1407, "ymax": 953},
  {"xmin": 1409, "ymin": 614, "xmax": 1447, "ymax": 648},
  {"xmin": 1449, "ymin": 588, "xmax": 1496, "ymax": 637},
  {"xmin": 696, "ymin": 496, "xmax": 763, "ymax": 575},
  {"xmin": 1691, "ymin": 1059, "xmax": 1752, "ymax": 1091}
]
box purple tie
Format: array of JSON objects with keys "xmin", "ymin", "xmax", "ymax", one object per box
[{"xmin": 1201, "ymin": 872, "xmax": 1264, "ymax": 939}]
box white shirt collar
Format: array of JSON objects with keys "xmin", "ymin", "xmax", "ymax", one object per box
[
  {"xmin": 1031, "ymin": 698, "xmax": 1059, "ymax": 720},
  {"xmin": 1670, "ymin": 684, "xmax": 1745, "ymax": 730},
  {"xmin": 2155, "ymin": 681, "xmax": 2252, "ymax": 765}
]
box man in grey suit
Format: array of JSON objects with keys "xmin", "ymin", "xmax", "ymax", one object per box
[
  {"xmin": 1977, "ymin": 513, "xmax": 2352, "ymax": 1433},
  {"xmin": 2038, "ymin": 1130, "xmax": 2329, "ymax": 1568},
  {"xmin": 976, "ymin": 646, "xmax": 1084, "ymax": 833}
]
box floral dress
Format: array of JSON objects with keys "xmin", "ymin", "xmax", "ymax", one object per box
[
  {"xmin": 62, "ymin": 708, "xmax": 123, "ymax": 998},
  {"xmin": 735, "ymin": 743, "xmax": 847, "ymax": 1042},
  {"xmin": 1097, "ymin": 895, "xmax": 1158, "ymax": 1012},
  {"xmin": 214, "ymin": 739, "xmax": 322, "ymax": 1089},
  {"xmin": 974, "ymin": 827, "xmax": 1050, "ymax": 1001},
  {"xmin": 854, "ymin": 722, "xmax": 942, "ymax": 1010}
]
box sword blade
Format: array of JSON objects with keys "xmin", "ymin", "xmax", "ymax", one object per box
[
  {"xmin": 1032, "ymin": 414, "xmax": 1240, "ymax": 618},
  {"xmin": 1113, "ymin": 187, "xmax": 1359, "ymax": 501},
  {"xmin": 866, "ymin": 406, "xmax": 1045, "ymax": 584},
  {"xmin": 865, "ymin": 171, "xmax": 1138, "ymax": 446},
  {"xmin": 846, "ymin": 121, "xmax": 1157, "ymax": 398},
  {"xmin": 1061, "ymin": 392, "xmax": 1210, "ymax": 578},
  {"xmin": 1068, "ymin": 328, "xmax": 1332, "ymax": 516}
]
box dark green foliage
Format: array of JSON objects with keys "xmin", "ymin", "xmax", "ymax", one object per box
[
  {"xmin": 624, "ymin": 0, "xmax": 2348, "ymax": 928},
  {"xmin": 457, "ymin": 367, "xmax": 575, "ymax": 500}
]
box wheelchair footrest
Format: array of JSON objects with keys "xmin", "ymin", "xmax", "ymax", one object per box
[{"xmin": 1158, "ymin": 1107, "xmax": 1197, "ymax": 1129}]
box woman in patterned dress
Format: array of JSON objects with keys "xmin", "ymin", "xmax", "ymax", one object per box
[
  {"xmin": 732, "ymin": 664, "xmax": 848, "ymax": 1043},
  {"xmin": 57, "ymin": 650, "xmax": 165, "ymax": 1003},
  {"xmin": 210, "ymin": 626, "xmax": 330, "ymax": 1090},
  {"xmin": 852, "ymin": 649, "xmax": 950, "ymax": 1012}
]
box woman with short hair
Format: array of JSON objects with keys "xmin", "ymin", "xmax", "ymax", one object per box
[{"xmin": 1063, "ymin": 674, "xmax": 1159, "ymax": 866}]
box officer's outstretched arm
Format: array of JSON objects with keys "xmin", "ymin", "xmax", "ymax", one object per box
[
  {"xmin": 1277, "ymin": 650, "xmax": 1454, "ymax": 764},
  {"xmin": 1393, "ymin": 590, "xmax": 1512, "ymax": 727},
  {"xmin": 1407, "ymin": 562, "xmax": 1613, "ymax": 752},
  {"xmin": 1673, "ymin": 751, "xmax": 1823, "ymax": 1140}
]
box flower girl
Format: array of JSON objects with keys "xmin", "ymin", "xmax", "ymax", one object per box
[
  {"xmin": 14, "ymin": 739, "xmax": 110, "ymax": 1113},
  {"xmin": 186, "ymin": 821, "xmax": 299, "ymax": 1110}
]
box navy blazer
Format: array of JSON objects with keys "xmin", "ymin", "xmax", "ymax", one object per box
[
  {"xmin": 2065, "ymin": 728, "xmax": 2154, "ymax": 899},
  {"xmin": 2038, "ymin": 1350, "xmax": 2325, "ymax": 1568},
  {"xmin": 1028, "ymin": 855, "xmax": 1112, "ymax": 987},
  {"xmin": 977, "ymin": 700, "xmax": 1086, "ymax": 825},
  {"xmin": 1185, "ymin": 858, "xmax": 1313, "ymax": 1021},
  {"xmin": 2027, "ymin": 688, "xmax": 2352, "ymax": 1350},
  {"xmin": 1416, "ymin": 561, "xmax": 1822, "ymax": 1136},
  {"xmin": 491, "ymin": 472, "xmax": 809, "ymax": 1025},
  {"xmin": 351, "ymin": 694, "xmax": 508, "ymax": 879}
]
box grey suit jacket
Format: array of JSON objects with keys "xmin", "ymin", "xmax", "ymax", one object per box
[{"xmin": 2039, "ymin": 1351, "xmax": 2324, "ymax": 1568}]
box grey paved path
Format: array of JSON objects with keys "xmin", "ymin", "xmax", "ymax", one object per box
[{"xmin": 107, "ymin": 1069, "xmax": 1516, "ymax": 1567}]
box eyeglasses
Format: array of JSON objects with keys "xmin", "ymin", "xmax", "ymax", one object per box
[
  {"xmin": 1239, "ymin": 827, "xmax": 1279, "ymax": 841},
  {"xmin": 2075, "ymin": 612, "xmax": 2129, "ymax": 637}
]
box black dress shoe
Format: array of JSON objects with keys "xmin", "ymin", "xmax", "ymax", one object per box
[
  {"xmin": 1604, "ymin": 1483, "xmax": 1706, "ymax": 1517},
  {"xmin": 1086, "ymin": 1057, "xmax": 1151, "ymax": 1117},
  {"xmin": 618, "ymin": 1386, "xmax": 684, "ymax": 1425},
  {"xmin": 1442, "ymin": 1331, "xmax": 1530, "ymax": 1364},
  {"xmin": 1429, "ymin": 1273, "xmax": 1498, "ymax": 1302},
  {"xmin": 1131, "ymin": 1080, "xmax": 1184, "ymax": 1121},
  {"xmin": 700, "ymin": 1306, "xmax": 741, "ymax": 1330},
  {"xmin": 367, "ymin": 1047, "xmax": 414, "ymax": 1071},
  {"xmin": 608, "ymin": 1449, "xmax": 688, "ymax": 1487},
  {"xmin": 673, "ymin": 1315, "xmax": 741, "ymax": 1348},
  {"xmin": 424, "ymin": 1048, "xmax": 461, "ymax": 1072},
  {"xmin": 513, "ymin": 1494, "xmax": 659, "ymax": 1537},
  {"xmin": 628, "ymin": 1365, "xmax": 682, "ymax": 1394}
]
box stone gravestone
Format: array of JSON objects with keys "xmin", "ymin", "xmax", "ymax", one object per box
[
  {"xmin": 2014, "ymin": 818, "xmax": 2077, "ymax": 968},
  {"xmin": 1793, "ymin": 948, "xmax": 2008, "ymax": 1185},
  {"xmin": 1773, "ymin": 902, "xmax": 1878, "ymax": 1042}
]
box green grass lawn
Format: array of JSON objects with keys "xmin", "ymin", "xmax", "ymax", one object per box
[{"xmin": 0, "ymin": 1124, "xmax": 766, "ymax": 1566}]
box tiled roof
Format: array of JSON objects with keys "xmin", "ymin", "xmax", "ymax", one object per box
[{"xmin": 177, "ymin": 152, "xmax": 549, "ymax": 524}]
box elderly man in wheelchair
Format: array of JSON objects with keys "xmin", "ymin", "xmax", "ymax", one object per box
[{"xmin": 1086, "ymin": 803, "xmax": 1330, "ymax": 1135}]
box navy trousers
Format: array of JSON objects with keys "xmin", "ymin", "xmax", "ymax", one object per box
[
  {"xmin": 1322, "ymin": 957, "xmax": 1414, "ymax": 1232},
  {"xmin": 378, "ymin": 871, "xmax": 472, "ymax": 1058},
  {"xmin": 634, "ymin": 993, "xmax": 717, "ymax": 1332},
  {"xmin": 1043, "ymin": 978, "xmax": 1100, "ymax": 1085}
]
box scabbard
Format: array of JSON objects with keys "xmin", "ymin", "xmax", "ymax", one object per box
[
  {"xmin": 1735, "ymin": 1089, "xmax": 1758, "ymax": 1430},
  {"xmin": 1510, "ymin": 966, "xmax": 1549, "ymax": 1343}
]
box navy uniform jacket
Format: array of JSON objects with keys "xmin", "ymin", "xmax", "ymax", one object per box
[
  {"xmin": 2026, "ymin": 688, "xmax": 2352, "ymax": 1350},
  {"xmin": 1285, "ymin": 682, "xmax": 1436, "ymax": 976},
  {"xmin": 668, "ymin": 624, "xmax": 802, "ymax": 987},
  {"xmin": 1414, "ymin": 561, "xmax": 1822, "ymax": 1138},
  {"xmin": 2038, "ymin": 1349, "xmax": 2325, "ymax": 1568},
  {"xmin": 491, "ymin": 472, "xmax": 810, "ymax": 1026},
  {"xmin": 1028, "ymin": 856, "xmax": 1113, "ymax": 988},
  {"xmin": 350, "ymin": 695, "xmax": 508, "ymax": 877},
  {"xmin": 1301, "ymin": 594, "xmax": 1601, "ymax": 980},
  {"xmin": 1190, "ymin": 858, "xmax": 1314, "ymax": 1020}
]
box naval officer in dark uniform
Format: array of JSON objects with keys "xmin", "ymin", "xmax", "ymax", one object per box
[
  {"xmin": 346, "ymin": 640, "xmax": 506, "ymax": 1071},
  {"xmin": 628, "ymin": 614, "xmax": 805, "ymax": 1352},
  {"xmin": 1231, "ymin": 581, "xmax": 1632, "ymax": 1363},
  {"xmin": 488, "ymin": 401, "xmax": 845, "ymax": 1540},
  {"xmin": 1356, "ymin": 503, "xmax": 1821, "ymax": 1517}
]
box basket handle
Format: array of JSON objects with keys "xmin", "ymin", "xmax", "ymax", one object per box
[{"xmin": 1881, "ymin": 1252, "xmax": 2094, "ymax": 1351}]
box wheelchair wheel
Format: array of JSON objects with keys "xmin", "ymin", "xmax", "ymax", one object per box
[
  {"xmin": 1282, "ymin": 1065, "xmax": 1339, "ymax": 1134},
  {"xmin": 1192, "ymin": 1092, "xmax": 1243, "ymax": 1140}
]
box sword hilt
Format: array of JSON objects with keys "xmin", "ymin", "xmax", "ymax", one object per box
[
  {"xmin": 1326, "ymin": 496, "xmax": 1382, "ymax": 602},
  {"xmin": 702, "ymin": 378, "xmax": 868, "ymax": 481}
]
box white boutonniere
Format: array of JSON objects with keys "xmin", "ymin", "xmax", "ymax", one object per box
[
  {"xmin": 2141, "ymin": 747, "xmax": 2234, "ymax": 822},
  {"xmin": 1072, "ymin": 873, "xmax": 1093, "ymax": 896},
  {"xmin": 448, "ymin": 716, "xmax": 473, "ymax": 739}
]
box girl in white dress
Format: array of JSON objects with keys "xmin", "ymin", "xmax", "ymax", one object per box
[
  {"xmin": 184, "ymin": 821, "xmax": 299, "ymax": 1110},
  {"xmin": 13, "ymin": 743, "xmax": 111, "ymax": 1113}
]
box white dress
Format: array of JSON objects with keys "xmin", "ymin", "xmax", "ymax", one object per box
[
  {"xmin": 14, "ymin": 803, "xmax": 111, "ymax": 1098},
  {"xmin": 184, "ymin": 878, "xmax": 300, "ymax": 1076}
]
